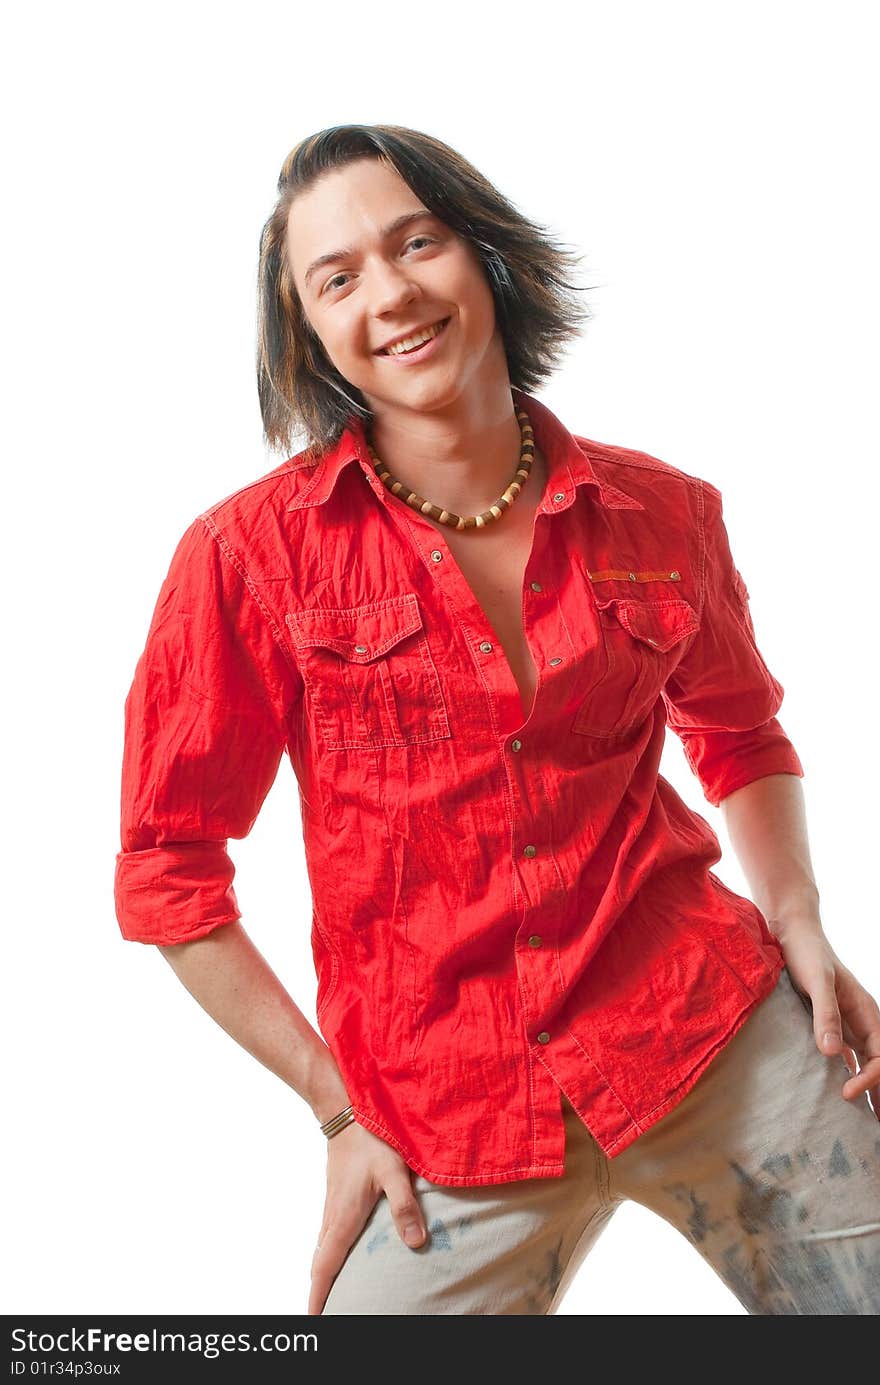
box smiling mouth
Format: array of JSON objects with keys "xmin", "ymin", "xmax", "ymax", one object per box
[{"xmin": 378, "ymin": 317, "xmax": 451, "ymax": 356}]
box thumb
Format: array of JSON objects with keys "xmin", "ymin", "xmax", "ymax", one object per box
[
  {"xmin": 815, "ymin": 993, "xmax": 843, "ymax": 1055},
  {"xmin": 384, "ymin": 1168, "xmax": 428, "ymax": 1249}
]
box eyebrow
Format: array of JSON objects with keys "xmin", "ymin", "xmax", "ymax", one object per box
[{"xmin": 302, "ymin": 209, "xmax": 437, "ymax": 290}]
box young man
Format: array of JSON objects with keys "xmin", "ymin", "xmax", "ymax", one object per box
[{"xmin": 114, "ymin": 125, "xmax": 880, "ymax": 1315}]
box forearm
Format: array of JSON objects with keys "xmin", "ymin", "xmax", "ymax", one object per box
[
  {"xmin": 719, "ymin": 772, "xmax": 822, "ymax": 940},
  {"xmin": 157, "ymin": 921, "xmax": 351, "ymax": 1125}
]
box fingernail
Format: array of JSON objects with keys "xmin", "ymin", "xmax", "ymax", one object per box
[
  {"xmin": 823, "ymin": 1032, "xmax": 839, "ymax": 1048},
  {"xmin": 404, "ymin": 1224, "xmax": 423, "ymax": 1246}
]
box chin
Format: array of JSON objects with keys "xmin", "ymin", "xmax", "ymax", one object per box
[{"xmin": 368, "ymin": 370, "xmax": 456, "ymax": 401}]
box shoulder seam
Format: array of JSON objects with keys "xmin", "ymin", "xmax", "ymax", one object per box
[
  {"xmin": 198, "ymin": 514, "xmax": 302, "ymax": 721},
  {"xmin": 573, "ymin": 443, "xmax": 706, "ymax": 498},
  {"xmin": 696, "ymin": 479, "xmax": 708, "ymax": 621},
  {"xmin": 695, "ymin": 478, "xmax": 725, "ymax": 622},
  {"xmin": 574, "ymin": 437, "xmax": 705, "ymax": 491},
  {"xmin": 198, "ymin": 460, "xmax": 313, "ymax": 520}
]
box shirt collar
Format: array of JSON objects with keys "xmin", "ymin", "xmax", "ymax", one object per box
[{"xmin": 285, "ymin": 386, "xmax": 644, "ymax": 513}]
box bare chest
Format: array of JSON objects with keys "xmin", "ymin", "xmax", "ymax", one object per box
[{"xmin": 426, "ymin": 511, "xmax": 541, "ymax": 721}]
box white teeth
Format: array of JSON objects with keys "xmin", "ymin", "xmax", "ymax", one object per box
[{"xmin": 384, "ymin": 319, "xmax": 446, "ymax": 355}]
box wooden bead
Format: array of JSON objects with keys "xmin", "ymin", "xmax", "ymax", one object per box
[{"xmin": 366, "ymin": 405, "xmax": 534, "ymax": 528}]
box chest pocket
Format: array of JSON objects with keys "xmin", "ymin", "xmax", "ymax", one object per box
[
  {"xmin": 573, "ymin": 596, "xmax": 700, "ymax": 739},
  {"xmin": 285, "ymin": 592, "xmax": 450, "ymax": 751}
]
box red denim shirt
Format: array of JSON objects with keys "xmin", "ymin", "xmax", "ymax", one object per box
[{"xmin": 114, "ymin": 386, "xmax": 805, "ymax": 1184}]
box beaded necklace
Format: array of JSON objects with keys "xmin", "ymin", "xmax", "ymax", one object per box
[{"xmin": 365, "ymin": 407, "xmax": 535, "ymax": 530}]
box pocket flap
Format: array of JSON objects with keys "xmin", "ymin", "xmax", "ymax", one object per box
[
  {"xmin": 598, "ymin": 597, "xmax": 700, "ymax": 653},
  {"xmin": 286, "ymin": 592, "xmax": 424, "ymax": 663}
]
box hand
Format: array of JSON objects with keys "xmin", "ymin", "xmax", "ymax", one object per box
[
  {"xmin": 775, "ymin": 923, "xmax": 880, "ymax": 1121},
  {"xmin": 308, "ymin": 1118, "xmax": 428, "ymax": 1315}
]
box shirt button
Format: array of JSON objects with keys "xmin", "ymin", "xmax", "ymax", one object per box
[
  {"xmin": 510, "ymin": 739, "xmax": 522, "ymax": 752},
  {"xmin": 479, "ymin": 640, "xmax": 493, "ymax": 653},
  {"xmin": 528, "ymin": 934, "xmax": 543, "ymax": 947},
  {"xmin": 552, "ymin": 492, "xmax": 566, "ymax": 504},
  {"xmin": 430, "ymin": 550, "xmax": 443, "ymax": 562},
  {"xmin": 549, "ymin": 657, "xmax": 562, "ymax": 666},
  {"xmin": 523, "ymin": 844, "xmax": 537, "ymax": 858},
  {"xmin": 537, "ymin": 1031, "xmax": 551, "ymax": 1044},
  {"xmin": 530, "ymin": 581, "xmax": 543, "ymax": 592}
]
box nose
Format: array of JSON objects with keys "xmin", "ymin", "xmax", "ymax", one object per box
[{"xmin": 367, "ymin": 256, "xmax": 421, "ymax": 318}]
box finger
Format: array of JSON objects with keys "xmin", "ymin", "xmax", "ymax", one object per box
[
  {"xmin": 820, "ymin": 973, "xmax": 880, "ymax": 1063},
  {"xmin": 838, "ymin": 1003, "xmax": 880, "ymax": 1090},
  {"xmin": 308, "ymin": 1221, "xmax": 362, "ymax": 1316},
  {"xmin": 812, "ymin": 982, "xmax": 844, "ymax": 1058},
  {"xmin": 836, "ymin": 995, "xmax": 880, "ymax": 1111},
  {"xmin": 836, "ymin": 1040, "xmax": 859, "ymax": 1079},
  {"xmin": 839, "ymin": 996, "xmax": 880, "ymax": 1066},
  {"xmin": 383, "ymin": 1169, "xmax": 428, "ymax": 1249},
  {"xmin": 841, "ymin": 1054, "xmax": 880, "ymax": 1103}
]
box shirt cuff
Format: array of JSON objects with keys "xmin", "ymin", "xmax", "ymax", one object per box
[
  {"xmin": 114, "ymin": 842, "xmax": 241, "ymax": 945},
  {"xmin": 679, "ymin": 718, "xmax": 805, "ymax": 808}
]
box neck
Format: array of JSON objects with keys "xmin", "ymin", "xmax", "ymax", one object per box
[{"xmin": 365, "ymin": 387, "xmax": 535, "ymax": 516}]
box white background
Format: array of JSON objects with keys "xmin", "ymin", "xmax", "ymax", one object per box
[{"xmin": 4, "ymin": 0, "xmax": 878, "ymax": 1318}]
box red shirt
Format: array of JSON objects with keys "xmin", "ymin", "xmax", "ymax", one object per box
[{"xmin": 114, "ymin": 386, "xmax": 804, "ymax": 1185}]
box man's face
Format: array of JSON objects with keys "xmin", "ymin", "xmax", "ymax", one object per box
[{"xmin": 287, "ymin": 156, "xmax": 506, "ymax": 418}]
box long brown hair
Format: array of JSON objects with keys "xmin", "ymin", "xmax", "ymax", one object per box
[{"xmin": 256, "ymin": 124, "xmax": 595, "ymax": 457}]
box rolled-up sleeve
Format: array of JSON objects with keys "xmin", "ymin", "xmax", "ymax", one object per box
[
  {"xmin": 662, "ymin": 480, "xmax": 805, "ymax": 807},
  {"xmin": 114, "ymin": 515, "xmax": 297, "ymax": 945}
]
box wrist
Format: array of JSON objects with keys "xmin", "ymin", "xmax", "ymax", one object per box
[
  {"xmin": 303, "ymin": 1045, "xmax": 351, "ymax": 1126},
  {"xmin": 313, "ymin": 1092, "xmax": 354, "ymax": 1127},
  {"xmin": 764, "ymin": 888, "xmax": 823, "ymax": 942}
]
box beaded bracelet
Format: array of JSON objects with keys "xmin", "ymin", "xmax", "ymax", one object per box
[{"xmin": 320, "ymin": 1104, "xmax": 355, "ymax": 1139}]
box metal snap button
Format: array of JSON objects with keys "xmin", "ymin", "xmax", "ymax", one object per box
[
  {"xmin": 430, "ymin": 550, "xmax": 443, "ymax": 562},
  {"xmin": 530, "ymin": 581, "xmax": 543, "ymax": 592},
  {"xmin": 479, "ymin": 640, "xmax": 493, "ymax": 653},
  {"xmin": 523, "ymin": 844, "xmax": 537, "ymax": 858},
  {"xmin": 528, "ymin": 935, "xmax": 543, "ymax": 948},
  {"xmin": 552, "ymin": 492, "xmax": 565, "ymax": 503},
  {"xmin": 354, "ymin": 644, "xmax": 368, "ymax": 653},
  {"xmin": 511, "ymin": 739, "xmax": 522, "ymax": 752},
  {"xmin": 549, "ymin": 657, "xmax": 562, "ymax": 666},
  {"xmin": 537, "ymin": 1031, "xmax": 551, "ymax": 1044}
]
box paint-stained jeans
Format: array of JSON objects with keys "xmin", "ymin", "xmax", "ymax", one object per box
[{"xmin": 321, "ymin": 966, "xmax": 880, "ymax": 1315}]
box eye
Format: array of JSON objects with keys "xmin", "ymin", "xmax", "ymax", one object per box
[
  {"xmin": 323, "ymin": 271, "xmax": 351, "ymax": 294},
  {"xmin": 321, "ymin": 236, "xmax": 437, "ymax": 295}
]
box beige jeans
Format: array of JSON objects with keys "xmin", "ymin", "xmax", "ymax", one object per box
[{"xmin": 321, "ymin": 967, "xmax": 880, "ymax": 1315}]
